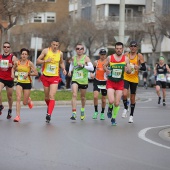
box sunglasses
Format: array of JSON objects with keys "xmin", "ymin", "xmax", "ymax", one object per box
[
  {"xmin": 3, "ymin": 46, "xmax": 10, "ymax": 48},
  {"xmin": 76, "ymin": 48, "xmax": 84, "ymax": 51},
  {"xmin": 130, "ymin": 45, "xmax": 137, "ymax": 47}
]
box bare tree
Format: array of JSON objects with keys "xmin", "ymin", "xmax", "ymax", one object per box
[{"xmin": 0, "ymin": 0, "xmax": 44, "ymax": 51}]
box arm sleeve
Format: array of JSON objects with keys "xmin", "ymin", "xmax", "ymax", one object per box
[
  {"xmin": 84, "ymin": 62, "xmax": 94, "ymax": 72},
  {"xmin": 69, "ymin": 61, "xmax": 74, "ymax": 72},
  {"xmin": 139, "ymin": 62, "xmax": 146, "ymax": 71}
]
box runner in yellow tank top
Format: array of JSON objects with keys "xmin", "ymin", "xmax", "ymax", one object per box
[
  {"xmin": 122, "ymin": 41, "xmax": 146, "ymax": 123},
  {"xmin": 12, "ymin": 48, "xmax": 38, "ymax": 122},
  {"xmin": 36, "ymin": 38, "xmax": 66, "ymax": 123}
]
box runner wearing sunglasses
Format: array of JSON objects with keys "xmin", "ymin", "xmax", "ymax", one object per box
[
  {"xmin": 68, "ymin": 43, "xmax": 94, "ymax": 120},
  {"xmin": 122, "ymin": 40, "xmax": 146, "ymax": 123},
  {"xmin": 0, "ymin": 42, "xmax": 17, "ymax": 119}
]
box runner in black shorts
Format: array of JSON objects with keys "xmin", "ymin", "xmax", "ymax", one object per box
[
  {"xmin": 154, "ymin": 56, "xmax": 170, "ymax": 106},
  {"xmin": 0, "ymin": 42, "xmax": 17, "ymax": 119},
  {"xmin": 91, "ymin": 49, "xmax": 107, "ymax": 120}
]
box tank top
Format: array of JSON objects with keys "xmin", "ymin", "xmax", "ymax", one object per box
[
  {"xmin": 124, "ymin": 53, "xmax": 139, "ymax": 83},
  {"xmin": 72, "ymin": 55, "xmax": 88, "ymax": 84},
  {"xmin": 156, "ymin": 64, "xmax": 167, "ymax": 82},
  {"xmin": 0, "ymin": 54, "xmax": 13, "ymax": 81},
  {"xmin": 95, "ymin": 59, "xmax": 107, "ymax": 81},
  {"xmin": 42, "ymin": 48, "xmax": 61, "ymax": 76},
  {"xmin": 107, "ymin": 54, "xmax": 126, "ymax": 82},
  {"xmin": 17, "ymin": 60, "xmax": 31, "ymax": 83}
]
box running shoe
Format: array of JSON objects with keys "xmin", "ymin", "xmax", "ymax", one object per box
[
  {"xmin": 100, "ymin": 113, "xmax": 105, "ymax": 120},
  {"xmin": 14, "ymin": 116, "xmax": 20, "ymax": 122},
  {"xmin": 158, "ymin": 97, "xmax": 161, "ymax": 104},
  {"xmin": 80, "ymin": 111, "xmax": 85, "ymax": 120},
  {"xmin": 111, "ymin": 118, "xmax": 117, "ymax": 126},
  {"xmin": 28, "ymin": 97, "xmax": 33, "ymax": 109},
  {"xmin": 129, "ymin": 116, "xmax": 133, "ymax": 123},
  {"xmin": 122, "ymin": 109, "xmax": 128, "ymax": 118},
  {"xmin": 92, "ymin": 112, "xmax": 98, "ymax": 119},
  {"xmin": 46, "ymin": 114, "xmax": 51, "ymax": 123},
  {"xmin": 107, "ymin": 107, "xmax": 113, "ymax": 118},
  {"xmin": 70, "ymin": 113, "xmax": 77, "ymax": 120},
  {"xmin": 0, "ymin": 105, "xmax": 4, "ymax": 115},
  {"xmin": 163, "ymin": 101, "xmax": 166, "ymax": 106},
  {"xmin": 7, "ymin": 109, "xmax": 12, "ymax": 119}
]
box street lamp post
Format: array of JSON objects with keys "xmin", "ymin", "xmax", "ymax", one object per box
[{"xmin": 119, "ymin": 0, "xmax": 125, "ymax": 44}]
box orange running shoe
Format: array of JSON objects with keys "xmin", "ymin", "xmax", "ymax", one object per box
[
  {"xmin": 14, "ymin": 116, "xmax": 20, "ymax": 122},
  {"xmin": 28, "ymin": 97, "xmax": 33, "ymax": 109}
]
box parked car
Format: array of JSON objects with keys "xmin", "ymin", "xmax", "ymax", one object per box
[{"xmin": 148, "ymin": 73, "xmax": 170, "ymax": 88}]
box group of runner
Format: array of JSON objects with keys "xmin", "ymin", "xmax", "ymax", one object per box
[{"xmin": 0, "ymin": 39, "xmax": 169, "ymax": 125}]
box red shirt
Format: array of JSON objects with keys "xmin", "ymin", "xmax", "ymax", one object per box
[{"xmin": 0, "ymin": 54, "xmax": 14, "ymax": 81}]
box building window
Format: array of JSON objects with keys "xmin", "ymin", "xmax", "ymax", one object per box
[
  {"xmin": 31, "ymin": 12, "xmax": 56, "ymax": 23},
  {"xmin": 34, "ymin": 16, "xmax": 42, "ymax": 22},
  {"xmin": 45, "ymin": 12, "xmax": 56, "ymax": 22},
  {"xmin": 33, "ymin": 0, "xmax": 56, "ymax": 2}
]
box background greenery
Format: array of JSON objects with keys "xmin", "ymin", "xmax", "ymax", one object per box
[{"xmin": 1, "ymin": 90, "xmax": 97, "ymax": 102}]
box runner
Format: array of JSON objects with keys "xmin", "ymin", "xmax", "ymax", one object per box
[
  {"xmin": 103, "ymin": 42, "xmax": 131, "ymax": 126},
  {"xmin": 12, "ymin": 48, "xmax": 38, "ymax": 122},
  {"xmin": 0, "ymin": 42, "xmax": 17, "ymax": 119},
  {"xmin": 91, "ymin": 49, "xmax": 107, "ymax": 120},
  {"xmin": 68, "ymin": 43, "xmax": 94, "ymax": 120},
  {"xmin": 154, "ymin": 56, "xmax": 170, "ymax": 106},
  {"xmin": 36, "ymin": 38, "xmax": 66, "ymax": 123},
  {"xmin": 142, "ymin": 62, "xmax": 150, "ymax": 89},
  {"xmin": 122, "ymin": 40, "xmax": 146, "ymax": 123}
]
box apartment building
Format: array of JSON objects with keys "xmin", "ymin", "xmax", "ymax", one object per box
[
  {"xmin": 69, "ymin": 0, "xmax": 146, "ymax": 44},
  {"xmin": 9, "ymin": 0, "xmax": 69, "ymax": 53}
]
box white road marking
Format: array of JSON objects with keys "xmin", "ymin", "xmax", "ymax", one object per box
[{"xmin": 138, "ymin": 125, "xmax": 170, "ymax": 149}]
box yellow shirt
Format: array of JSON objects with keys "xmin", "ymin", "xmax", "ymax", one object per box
[
  {"xmin": 124, "ymin": 53, "xmax": 139, "ymax": 83},
  {"xmin": 17, "ymin": 60, "xmax": 31, "ymax": 83},
  {"xmin": 42, "ymin": 48, "xmax": 61, "ymax": 76}
]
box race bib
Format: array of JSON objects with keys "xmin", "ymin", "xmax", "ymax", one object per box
[
  {"xmin": 46, "ymin": 64, "xmax": 57, "ymax": 74},
  {"xmin": 97, "ymin": 85, "xmax": 106, "ymax": 89},
  {"xmin": 0, "ymin": 60, "xmax": 9, "ymax": 68},
  {"xmin": 157, "ymin": 74, "xmax": 165, "ymax": 81},
  {"xmin": 75, "ymin": 70, "xmax": 83, "ymax": 79},
  {"xmin": 130, "ymin": 63, "xmax": 135, "ymax": 74},
  {"xmin": 112, "ymin": 69, "xmax": 122, "ymax": 78},
  {"xmin": 18, "ymin": 72, "xmax": 28, "ymax": 81}
]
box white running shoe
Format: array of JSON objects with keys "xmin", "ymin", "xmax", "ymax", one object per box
[
  {"xmin": 129, "ymin": 116, "xmax": 133, "ymax": 123},
  {"xmin": 122, "ymin": 109, "xmax": 127, "ymax": 118}
]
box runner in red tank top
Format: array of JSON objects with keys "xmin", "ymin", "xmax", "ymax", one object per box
[
  {"xmin": 103, "ymin": 42, "xmax": 131, "ymax": 126},
  {"xmin": 0, "ymin": 42, "xmax": 17, "ymax": 119}
]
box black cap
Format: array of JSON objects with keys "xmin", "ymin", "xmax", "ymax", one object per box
[
  {"xmin": 129, "ymin": 40, "xmax": 138, "ymax": 46},
  {"xmin": 99, "ymin": 49, "xmax": 106, "ymax": 55}
]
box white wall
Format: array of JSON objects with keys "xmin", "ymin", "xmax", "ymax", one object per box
[{"xmin": 96, "ymin": 0, "xmax": 145, "ymax": 5}]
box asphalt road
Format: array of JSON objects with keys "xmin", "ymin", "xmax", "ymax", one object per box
[{"xmin": 0, "ymin": 88, "xmax": 170, "ymax": 170}]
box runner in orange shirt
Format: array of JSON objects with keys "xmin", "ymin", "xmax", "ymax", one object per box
[{"xmin": 91, "ymin": 49, "xmax": 107, "ymax": 120}]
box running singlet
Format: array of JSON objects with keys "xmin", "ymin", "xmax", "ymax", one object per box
[
  {"xmin": 72, "ymin": 55, "xmax": 88, "ymax": 84},
  {"xmin": 107, "ymin": 54, "xmax": 126, "ymax": 82},
  {"xmin": 156, "ymin": 64, "xmax": 167, "ymax": 82},
  {"xmin": 0, "ymin": 54, "xmax": 14, "ymax": 81},
  {"xmin": 17, "ymin": 60, "xmax": 31, "ymax": 83},
  {"xmin": 42, "ymin": 48, "xmax": 61, "ymax": 76},
  {"xmin": 95, "ymin": 59, "xmax": 107, "ymax": 81},
  {"xmin": 124, "ymin": 53, "xmax": 139, "ymax": 83}
]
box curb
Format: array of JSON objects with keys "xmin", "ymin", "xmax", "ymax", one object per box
[
  {"xmin": 1, "ymin": 97, "xmax": 142, "ymax": 107},
  {"xmin": 159, "ymin": 128, "xmax": 170, "ymax": 141}
]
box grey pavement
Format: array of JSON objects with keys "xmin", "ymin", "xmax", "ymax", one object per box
[{"xmin": 1, "ymin": 86, "xmax": 170, "ymax": 170}]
